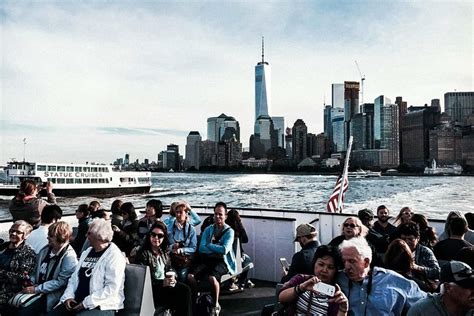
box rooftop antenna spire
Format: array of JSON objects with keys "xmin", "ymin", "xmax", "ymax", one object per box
[
  {"xmin": 261, "ymin": 36, "xmax": 264, "ymax": 63},
  {"xmin": 23, "ymin": 138, "xmax": 27, "ymax": 162}
]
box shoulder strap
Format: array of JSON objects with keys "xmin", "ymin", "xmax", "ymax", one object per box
[{"xmin": 46, "ymin": 245, "xmax": 69, "ymax": 281}]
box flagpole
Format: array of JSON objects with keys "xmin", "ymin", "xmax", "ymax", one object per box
[{"xmin": 337, "ymin": 136, "xmax": 353, "ymax": 212}]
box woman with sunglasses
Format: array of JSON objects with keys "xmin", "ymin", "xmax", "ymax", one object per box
[
  {"xmin": 0, "ymin": 220, "xmax": 36, "ymax": 314},
  {"xmin": 136, "ymin": 221, "xmax": 192, "ymax": 315},
  {"xmin": 394, "ymin": 206, "xmax": 413, "ymax": 226},
  {"xmin": 329, "ymin": 217, "xmax": 368, "ymax": 252}
]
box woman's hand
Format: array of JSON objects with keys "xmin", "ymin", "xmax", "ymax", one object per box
[
  {"xmin": 64, "ymin": 299, "xmax": 78, "ymax": 311},
  {"xmin": 22, "ymin": 286, "xmax": 35, "ymax": 294},
  {"xmin": 300, "ymin": 276, "xmax": 320, "ymax": 292},
  {"xmin": 329, "ymin": 284, "xmax": 348, "ymax": 314},
  {"xmin": 45, "ymin": 181, "xmax": 53, "ymax": 193}
]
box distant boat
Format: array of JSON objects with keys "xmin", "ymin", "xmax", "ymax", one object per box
[
  {"xmin": 0, "ymin": 161, "xmax": 151, "ymax": 197},
  {"xmin": 424, "ymin": 159, "xmax": 462, "ymax": 175},
  {"xmin": 168, "ymin": 169, "xmax": 175, "ymax": 173},
  {"xmin": 348, "ymin": 169, "xmax": 381, "ymax": 178}
]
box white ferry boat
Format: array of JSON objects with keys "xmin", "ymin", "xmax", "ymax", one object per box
[
  {"xmin": 348, "ymin": 169, "xmax": 381, "ymax": 178},
  {"xmin": 424, "ymin": 159, "xmax": 463, "ymax": 175},
  {"xmin": 0, "ymin": 161, "xmax": 151, "ymax": 197}
]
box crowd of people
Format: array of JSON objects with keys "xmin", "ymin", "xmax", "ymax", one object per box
[
  {"xmin": 1, "ymin": 179, "xmax": 473, "ymax": 316},
  {"xmin": 276, "ymin": 205, "xmax": 474, "ymax": 316}
]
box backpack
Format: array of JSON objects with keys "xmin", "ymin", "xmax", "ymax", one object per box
[{"xmin": 195, "ymin": 294, "xmax": 214, "ymax": 316}]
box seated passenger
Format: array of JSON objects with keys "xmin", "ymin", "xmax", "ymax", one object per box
[
  {"xmin": 394, "ymin": 206, "xmax": 413, "ymax": 226},
  {"xmin": 396, "ymin": 221, "xmax": 440, "ymax": 283},
  {"xmin": 337, "ymin": 237, "xmax": 426, "ymax": 315},
  {"xmin": 166, "ymin": 202, "xmax": 197, "ymax": 282},
  {"xmin": 110, "ymin": 199, "xmax": 123, "ymax": 228},
  {"xmin": 282, "ymin": 223, "xmax": 321, "ymax": 283},
  {"xmin": 358, "ymin": 208, "xmax": 389, "ymax": 255},
  {"xmin": 50, "ymin": 218, "xmax": 126, "ymax": 316},
  {"xmin": 410, "ymin": 214, "xmax": 437, "ymax": 249},
  {"xmin": 138, "ymin": 199, "xmax": 163, "ymax": 243},
  {"xmin": 9, "ymin": 180, "xmax": 56, "ymax": 228},
  {"xmin": 226, "ymin": 209, "xmax": 254, "ymax": 289},
  {"xmin": 112, "ymin": 202, "xmax": 140, "ymax": 256},
  {"xmin": 279, "ymin": 245, "xmax": 348, "ymax": 316},
  {"xmin": 372, "ymin": 205, "xmax": 397, "ymax": 239},
  {"xmin": 384, "ymin": 239, "xmax": 438, "ymax": 292},
  {"xmin": 407, "ymin": 261, "xmax": 474, "ymax": 316},
  {"xmin": 187, "ymin": 202, "xmax": 235, "ymax": 316},
  {"xmin": 439, "ymin": 211, "xmax": 474, "ymax": 244},
  {"xmin": 27, "ymin": 204, "xmax": 62, "ymax": 254},
  {"xmin": 434, "ymin": 216, "xmax": 473, "ymax": 261},
  {"xmin": 164, "ymin": 201, "xmax": 202, "ymax": 227},
  {"xmin": 0, "ymin": 221, "xmax": 36, "ymax": 314},
  {"xmin": 71, "ymin": 204, "xmax": 91, "ymax": 255},
  {"xmin": 136, "ymin": 221, "xmax": 192, "ymax": 315},
  {"xmin": 16, "ymin": 221, "xmax": 78, "ymax": 315}
]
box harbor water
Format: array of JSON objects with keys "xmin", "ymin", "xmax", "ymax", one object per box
[{"xmin": 0, "ymin": 173, "xmax": 473, "ymax": 221}]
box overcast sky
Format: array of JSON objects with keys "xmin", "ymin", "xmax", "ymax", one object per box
[{"xmin": 1, "ymin": 1, "xmax": 472, "ymax": 164}]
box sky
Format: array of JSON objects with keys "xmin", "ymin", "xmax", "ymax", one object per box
[{"xmin": 1, "ymin": 0, "xmax": 472, "ymax": 164}]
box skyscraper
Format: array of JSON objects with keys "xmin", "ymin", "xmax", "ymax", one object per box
[
  {"xmin": 185, "ymin": 131, "xmax": 202, "ymax": 170},
  {"xmin": 444, "ymin": 91, "xmax": 474, "ymax": 126},
  {"xmin": 272, "ymin": 116, "xmax": 285, "ymax": 148},
  {"xmin": 344, "ymin": 81, "xmax": 360, "ymax": 150},
  {"xmin": 255, "ymin": 37, "xmax": 271, "ymax": 134},
  {"xmin": 292, "ymin": 119, "xmax": 308, "ymax": 163},
  {"xmin": 331, "ymin": 108, "xmax": 345, "ymax": 152},
  {"xmin": 207, "ymin": 113, "xmax": 240, "ymax": 142},
  {"xmin": 332, "ymin": 84, "xmax": 344, "ymax": 109}
]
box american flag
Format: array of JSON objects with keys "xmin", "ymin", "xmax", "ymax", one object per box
[{"xmin": 326, "ymin": 174, "xmax": 349, "ymax": 213}]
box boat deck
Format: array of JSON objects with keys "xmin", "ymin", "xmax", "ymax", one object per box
[{"xmin": 220, "ymin": 280, "xmax": 277, "ymax": 315}]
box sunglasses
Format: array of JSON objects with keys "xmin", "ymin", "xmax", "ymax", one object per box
[
  {"xmin": 343, "ymin": 223, "xmax": 358, "ymax": 228},
  {"xmin": 150, "ymin": 232, "xmax": 165, "ymax": 239},
  {"xmin": 9, "ymin": 229, "xmax": 25, "ymax": 235}
]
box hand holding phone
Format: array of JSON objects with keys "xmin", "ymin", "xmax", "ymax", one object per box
[
  {"xmin": 280, "ymin": 258, "xmax": 290, "ymax": 271},
  {"xmin": 313, "ymin": 282, "xmax": 336, "ymax": 297}
]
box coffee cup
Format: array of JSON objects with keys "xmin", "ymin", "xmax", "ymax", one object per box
[{"xmin": 165, "ymin": 271, "xmax": 176, "ymax": 287}]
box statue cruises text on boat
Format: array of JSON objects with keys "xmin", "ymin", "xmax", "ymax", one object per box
[{"xmin": 0, "ymin": 160, "xmax": 151, "ymax": 197}]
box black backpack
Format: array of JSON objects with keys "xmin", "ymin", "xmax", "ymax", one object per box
[{"xmin": 195, "ymin": 294, "xmax": 214, "ymax": 316}]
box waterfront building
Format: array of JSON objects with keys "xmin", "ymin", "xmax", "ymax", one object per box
[
  {"xmin": 351, "ymin": 113, "xmax": 373, "ymax": 151},
  {"xmin": 374, "ymin": 95, "xmax": 392, "ymax": 147},
  {"xmin": 272, "ymin": 116, "xmax": 285, "ymax": 148},
  {"xmin": 241, "ymin": 157, "xmax": 272, "ymax": 168},
  {"xmin": 401, "ymin": 106, "xmax": 441, "ymax": 168},
  {"xmin": 185, "ymin": 131, "xmax": 202, "ymax": 170},
  {"xmin": 380, "ymin": 103, "xmax": 400, "ymax": 167},
  {"xmin": 331, "ymin": 108, "xmax": 345, "ymax": 152},
  {"xmin": 323, "ymin": 105, "xmax": 332, "ymax": 139},
  {"xmin": 444, "ymin": 91, "xmax": 474, "ymax": 126},
  {"xmin": 285, "ymin": 127, "xmax": 293, "ymax": 159},
  {"xmin": 344, "ymin": 81, "xmax": 360, "ymax": 149},
  {"xmin": 313, "ymin": 133, "xmax": 330, "ymax": 158},
  {"xmin": 462, "ymin": 133, "xmax": 474, "ymax": 167},
  {"xmin": 207, "ymin": 113, "xmax": 240, "ymax": 142},
  {"xmin": 255, "ymin": 37, "xmax": 271, "ymax": 134},
  {"xmin": 292, "ymin": 119, "xmax": 308, "ymax": 163},
  {"xmin": 332, "ymin": 84, "xmax": 344, "ymax": 109},
  {"xmin": 250, "ymin": 115, "xmax": 277, "ymax": 158},
  {"xmin": 352, "ymin": 149, "xmax": 392, "ymax": 168},
  {"xmin": 124, "ymin": 154, "xmax": 130, "ymax": 166},
  {"xmin": 201, "ymin": 140, "xmax": 217, "ymax": 167},
  {"xmin": 395, "ymin": 97, "xmax": 408, "ymax": 163},
  {"xmin": 429, "ymin": 114, "xmax": 463, "ymax": 165},
  {"xmin": 306, "ymin": 133, "xmax": 317, "ymax": 157},
  {"xmin": 164, "ymin": 144, "xmax": 180, "ymax": 171},
  {"xmin": 217, "ymin": 136, "xmax": 242, "ymax": 167}
]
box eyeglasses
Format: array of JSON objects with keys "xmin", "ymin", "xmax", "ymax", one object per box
[
  {"xmin": 343, "ymin": 223, "xmax": 358, "ymax": 228},
  {"xmin": 9, "ymin": 229, "xmax": 25, "ymax": 235},
  {"xmin": 150, "ymin": 232, "xmax": 165, "ymax": 239}
]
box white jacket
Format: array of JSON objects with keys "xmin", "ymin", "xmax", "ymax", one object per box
[{"xmin": 60, "ymin": 242, "xmax": 126, "ymax": 311}]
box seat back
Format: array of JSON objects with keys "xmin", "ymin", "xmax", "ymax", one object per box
[{"xmin": 118, "ymin": 264, "xmax": 155, "ymax": 316}]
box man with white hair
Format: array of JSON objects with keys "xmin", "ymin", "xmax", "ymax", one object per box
[{"xmin": 337, "ymin": 237, "xmax": 426, "ymax": 315}]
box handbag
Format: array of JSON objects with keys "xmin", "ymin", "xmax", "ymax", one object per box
[
  {"xmin": 170, "ymin": 252, "xmax": 191, "ymax": 268},
  {"xmin": 8, "ymin": 292, "xmax": 43, "ymax": 308}
]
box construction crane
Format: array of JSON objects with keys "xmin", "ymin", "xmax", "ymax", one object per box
[{"xmin": 355, "ymin": 60, "xmax": 365, "ymax": 105}]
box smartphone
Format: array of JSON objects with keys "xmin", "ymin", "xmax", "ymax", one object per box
[
  {"xmin": 279, "ymin": 258, "xmax": 290, "ymax": 271},
  {"xmin": 313, "ymin": 282, "xmax": 336, "ymax": 297}
]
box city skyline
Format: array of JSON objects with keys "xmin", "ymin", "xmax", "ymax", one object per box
[{"xmin": 1, "ymin": 1, "xmax": 472, "ymax": 163}]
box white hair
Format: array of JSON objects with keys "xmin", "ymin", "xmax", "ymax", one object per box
[
  {"xmin": 339, "ymin": 237, "xmax": 373, "ymax": 263},
  {"xmin": 88, "ymin": 218, "xmax": 113, "ymax": 242}
]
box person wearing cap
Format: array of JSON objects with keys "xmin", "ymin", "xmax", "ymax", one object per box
[
  {"xmin": 281, "ymin": 223, "xmax": 321, "ymax": 283},
  {"xmin": 407, "ymin": 260, "xmax": 474, "ymax": 316}
]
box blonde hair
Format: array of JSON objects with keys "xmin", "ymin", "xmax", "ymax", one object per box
[
  {"xmin": 13, "ymin": 220, "xmax": 33, "ymax": 237},
  {"xmin": 48, "ymin": 221, "xmax": 72, "ymax": 244},
  {"xmin": 341, "ymin": 216, "xmax": 368, "ymax": 237}
]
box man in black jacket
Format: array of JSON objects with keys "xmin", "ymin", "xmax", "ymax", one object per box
[{"xmin": 281, "ymin": 223, "xmax": 320, "ymax": 283}]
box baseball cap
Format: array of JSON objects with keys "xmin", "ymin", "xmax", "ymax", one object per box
[
  {"xmin": 295, "ymin": 223, "xmax": 317, "ymax": 241},
  {"xmin": 440, "ymin": 261, "xmax": 474, "ymax": 288},
  {"xmin": 358, "ymin": 209, "xmax": 374, "ymax": 220}
]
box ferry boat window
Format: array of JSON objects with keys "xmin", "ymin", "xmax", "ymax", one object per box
[
  {"xmin": 91, "ymin": 167, "xmax": 98, "ymax": 172},
  {"xmin": 66, "ymin": 166, "xmax": 74, "ymax": 172},
  {"xmin": 75, "ymin": 167, "xmax": 82, "ymax": 172},
  {"xmin": 48, "ymin": 178, "xmax": 56, "ymax": 183},
  {"xmin": 83, "ymin": 178, "xmax": 90, "ymax": 184},
  {"xmin": 66, "ymin": 179, "xmax": 74, "ymax": 184},
  {"xmin": 106, "ymin": 179, "xmax": 109, "ymax": 183},
  {"xmin": 91, "ymin": 178, "xmax": 98, "ymax": 183},
  {"xmin": 83, "ymin": 167, "xmax": 90, "ymax": 172},
  {"xmin": 75, "ymin": 179, "xmax": 82, "ymax": 184},
  {"xmin": 99, "ymin": 178, "xmax": 105, "ymax": 183},
  {"xmin": 37, "ymin": 165, "xmax": 46, "ymax": 171},
  {"xmin": 57, "ymin": 178, "xmax": 65, "ymax": 184},
  {"xmin": 57, "ymin": 166, "xmax": 66, "ymax": 172},
  {"xmin": 47, "ymin": 166, "xmax": 57, "ymax": 171}
]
